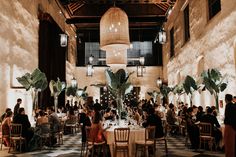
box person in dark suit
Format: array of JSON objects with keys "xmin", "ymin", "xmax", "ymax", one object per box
[
  {"xmin": 13, "ymin": 107, "xmax": 34, "ymax": 144},
  {"xmin": 142, "ymin": 107, "xmax": 164, "ymax": 138},
  {"xmin": 79, "ymin": 109, "xmax": 92, "ymax": 143},
  {"xmin": 224, "ymin": 94, "xmax": 236, "ymax": 157},
  {"xmin": 13, "ymin": 98, "xmax": 22, "ymax": 118},
  {"xmin": 200, "ymin": 107, "xmax": 222, "ymax": 146}
]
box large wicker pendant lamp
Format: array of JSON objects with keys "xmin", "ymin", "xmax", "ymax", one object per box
[{"xmin": 100, "ymin": 6, "xmax": 130, "ymax": 65}]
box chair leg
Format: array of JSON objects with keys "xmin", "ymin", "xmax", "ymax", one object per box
[
  {"xmin": 164, "ymin": 139, "xmax": 168, "ymax": 154},
  {"xmin": 135, "ymin": 145, "xmax": 138, "ymax": 157}
]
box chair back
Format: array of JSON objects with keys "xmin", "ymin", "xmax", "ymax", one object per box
[
  {"xmin": 10, "ymin": 123, "xmax": 22, "ymax": 137},
  {"xmin": 145, "ymin": 126, "xmax": 156, "ymax": 143},
  {"xmin": 38, "ymin": 123, "xmax": 51, "ymax": 134},
  {"xmin": 114, "ymin": 128, "xmax": 130, "ymax": 144},
  {"xmin": 199, "ymin": 122, "xmax": 212, "ymax": 136}
]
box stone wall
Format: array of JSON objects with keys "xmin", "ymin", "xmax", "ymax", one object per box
[
  {"xmin": 163, "ymin": 0, "xmax": 236, "ymax": 113},
  {"xmin": 0, "ymin": 0, "xmax": 77, "ymax": 117}
]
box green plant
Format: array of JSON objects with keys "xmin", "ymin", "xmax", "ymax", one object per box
[
  {"xmin": 16, "ymin": 68, "xmax": 48, "ymax": 110},
  {"xmin": 147, "ymin": 90, "xmax": 160, "ymax": 102},
  {"xmin": 105, "ymin": 69, "xmax": 133, "ymax": 119},
  {"xmin": 49, "ymin": 78, "xmax": 66, "ymax": 112},
  {"xmin": 183, "ymin": 75, "xmax": 198, "ymax": 106},
  {"xmin": 201, "ymin": 68, "xmax": 227, "ymax": 109},
  {"xmin": 173, "ymin": 83, "xmax": 184, "ymax": 102}
]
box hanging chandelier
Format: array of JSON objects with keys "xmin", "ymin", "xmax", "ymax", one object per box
[{"xmin": 100, "ymin": 6, "xmax": 130, "ymax": 65}]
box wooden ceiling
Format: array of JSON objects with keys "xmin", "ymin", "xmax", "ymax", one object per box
[{"xmin": 59, "ymin": 0, "xmax": 176, "ymax": 30}]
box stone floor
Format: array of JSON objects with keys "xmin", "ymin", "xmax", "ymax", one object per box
[{"xmin": 0, "ymin": 133, "xmax": 225, "ymax": 157}]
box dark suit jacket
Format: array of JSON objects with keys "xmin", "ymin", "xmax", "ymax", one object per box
[
  {"xmin": 224, "ymin": 102, "xmax": 236, "ymax": 130},
  {"xmin": 143, "ymin": 114, "xmax": 164, "ymax": 138},
  {"xmin": 13, "ymin": 114, "xmax": 31, "ymax": 137}
]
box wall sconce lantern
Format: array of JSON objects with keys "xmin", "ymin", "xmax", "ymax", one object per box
[
  {"xmin": 156, "ymin": 77, "xmax": 162, "ymax": 87},
  {"xmin": 71, "ymin": 77, "xmax": 77, "ymax": 87},
  {"xmin": 158, "ymin": 27, "xmax": 167, "ymax": 44},
  {"xmin": 87, "ymin": 55, "xmax": 94, "ymax": 76},
  {"xmin": 137, "ymin": 56, "xmax": 145, "ymax": 77},
  {"xmin": 60, "ymin": 34, "xmax": 68, "ymax": 47}
]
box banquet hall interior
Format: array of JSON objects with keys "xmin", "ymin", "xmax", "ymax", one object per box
[{"xmin": 0, "ymin": 0, "xmax": 235, "ymax": 157}]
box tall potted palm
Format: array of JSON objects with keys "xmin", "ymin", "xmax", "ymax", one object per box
[
  {"xmin": 49, "ymin": 78, "xmax": 66, "ymax": 113},
  {"xmin": 105, "ymin": 69, "xmax": 133, "ymax": 121},
  {"xmin": 16, "ymin": 68, "xmax": 48, "ymax": 111},
  {"xmin": 183, "ymin": 75, "xmax": 198, "ymax": 106},
  {"xmin": 201, "ymin": 68, "xmax": 227, "ymax": 109}
]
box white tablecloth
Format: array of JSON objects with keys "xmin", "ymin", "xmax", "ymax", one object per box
[{"xmin": 105, "ymin": 126, "xmax": 145, "ymax": 157}]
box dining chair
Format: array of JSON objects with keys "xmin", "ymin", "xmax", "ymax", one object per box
[
  {"xmin": 155, "ymin": 122, "xmax": 168, "ymax": 155},
  {"xmin": 8, "ymin": 123, "xmax": 26, "ymax": 153},
  {"xmin": 0, "ymin": 122, "xmax": 9, "ymax": 150},
  {"xmin": 135, "ymin": 126, "xmax": 156, "ymax": 157},
  {"xmin": 199, "ymin": 122, "xmax": 216, "ymax": 151},
  {"xmin": 55, "ymin": 120, "xmax": 64, "ymax": 145},
  {"xmin": 114, "ymin": 127, "xmax": 130, "ymax": 157},
  {"xmin": 38, "ymin": 123, "xmax": 51, "ymax": 150},
  {"xmin": 65, "ymin": 116, "xmax": 77, "ymax": 135}
]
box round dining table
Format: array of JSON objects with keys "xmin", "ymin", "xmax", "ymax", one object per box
[{"xmin": 104, "ymin": 125, "xmax": 145, "ymax": 157}]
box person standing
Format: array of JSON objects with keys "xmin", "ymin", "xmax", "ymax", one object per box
[
  {"xmin": 224, "ymin": 94, "xmax": 236, "ymax": 157},
  {"xmin": 13, "ymin": 98, "xmax": 22, "ymax": 117}
]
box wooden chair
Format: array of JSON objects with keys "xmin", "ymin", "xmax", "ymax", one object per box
[
  {"xmin": 199, "ymin": 122, "xmax": 216, "ymax": 151},
  {"xmin": 114, "ymin": 127, "xmax": 130, "ymax": 157},
  {"xmin": 84, "ymin": 126, "xmax": 106, "ymax": 157},
  {"xmin": 0, "ymin": 123, "xmax": 9, "ymax": 150},
  {"xmin": 38, "ymin": 123, "xmax": 51, "ymax": 150},
  {"xmin": 65, "ymin": 116, "xmax": 77, "ymax": 135},
  {"xmin": 135, "ymin": 126, "xmax": 156, "ymax": 157},
  {"xmin": 55, "ymin": 120, "xmax": 64, "ymax": 145},
  {"xmin": 8, "ymin": 123, "xmax": 26, "ymax": 153},
  {"xmin": 155, "ymin": 121, "xmax": 168, "ymax": 155}
]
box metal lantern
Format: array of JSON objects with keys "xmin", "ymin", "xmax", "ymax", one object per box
[
  {"xmin": 71, "ymin": 77, "xmax": 77, "ymax": 87},
  {"xmin": 158, "ymin": 28, "xmax": 167, "ymax": 44},
  {"xmin": 60, "ymin": 34, "xmax": 68, "ymax": 47}
]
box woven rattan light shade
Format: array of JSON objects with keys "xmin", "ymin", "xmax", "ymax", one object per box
[{"xmin": 100, "ymin": 6, "xmax": 130, "ymax": 53}]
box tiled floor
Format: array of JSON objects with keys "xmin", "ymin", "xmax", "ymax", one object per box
[{"xmin": 0, "ymin": 133, "xmax": 225, "ymax": 157}]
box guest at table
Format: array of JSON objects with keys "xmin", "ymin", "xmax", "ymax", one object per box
[
  {"xmin": 89, "ymin": 110, "xmax": 105, "ymax": 143},
  {"xmin": 36, "ymin": 110, "xmax": 48, "ymax": 126},
  {"xmin": 185, "ymin": 107, "xmax": 199, "ymax": 149},
  {"xmin": 0, "ymin": 108, "xmax": 11, "ymax": 122},
  {"xmin": 142, "ymin": 107, "xmax": 164, "ymax": 138},
  {"xmin": 48, "ymin": 107, "xmax": 61, "ymax": 133},
  {"xmin": 13, "ymin": 107, "xmax": 34, "ymax": 145},
  {"xmin": 166, "ymin": 103, "xmax": 178, "ymax": 135},
  {"xmin": 233, "ymin": 96, "xmax": 236, "ymax": 103},
  {"xmin": 80, "ymin": 109, "xmax": 92, "ymax": 143},
  {"xmin": 196, "ymin": 106, "xmax": 205, "ymax": 121},
  {"xmin": 224, "ymin": 94, "xmax": 236, "ymax": 157},
  {"xmin": 200, "ymin": 107, "xmax": 222, "ymax": 147},
  {"xmin": 65, "ymin": 100, "xmax": 70, "ymax": 111},
  {"xmin": 1, "ymin": 110, "xmax": 13, "ymax": 146},
  {"xmin": 103, "ymin": 108, "xmax": 112, "ymax": 120}
]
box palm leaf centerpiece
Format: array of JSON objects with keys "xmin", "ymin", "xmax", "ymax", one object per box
[
  {"xmin": 16, "ymin": 68, "xmax": 48, "ymax": 110},
  {"xmin": 105, "ymin": 68, "xmax": 133, "ymax": 120},
  {"xmin": 49, "ymin": 78, "xmax": 66, "ymax": 112}
]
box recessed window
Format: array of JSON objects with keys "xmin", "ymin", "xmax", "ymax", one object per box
[
  {"xmin": 183, "ymin": 4, "xmax": 190, "ymax": 43},
  {"xmin": 170, "ymin": 27, "xmax": 175, "ymax": 58},
  {"xmin": 208, "ymin": 0, "xmax": 221, "ymax": 20}
]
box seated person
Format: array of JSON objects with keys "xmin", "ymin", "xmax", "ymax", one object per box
[
  {"xmin": 200, "ymin": 107, "xmax": 222, "ymax": 146},
  {"xmin": 103, "ymin": 108, "xmax": 112, "ymax": 120},
  {"xmin": 47, "ymin": 107, "xmax": 61, "ymax": 133},
  {"xmin": 185, "ymin": 107, "xmax": 199, "ymax": 149},
  {"xmin": 36, "ymin": 110, "xmax": 48, "ymax": 126},
  {"xmin": 13, "ymin": 107, "xmax": 34, "ymax": 145},
  {"xmin": 1, "ymin": 111, "xmax": 13, "ymax": 146},
  {"xmin": 0, "ymin": 108, "xmax": 11, "ymax": 122},
  {"xmin": 166, "ymin": 103, "xmax": 179, "ymax": 135},
  {"xmin": 142, "ymin": 107, "xmax": 164, "ymax": 138},
  {"xmin": 89, "ymin": 110, "xmax": 106, "ymax": 143}
]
